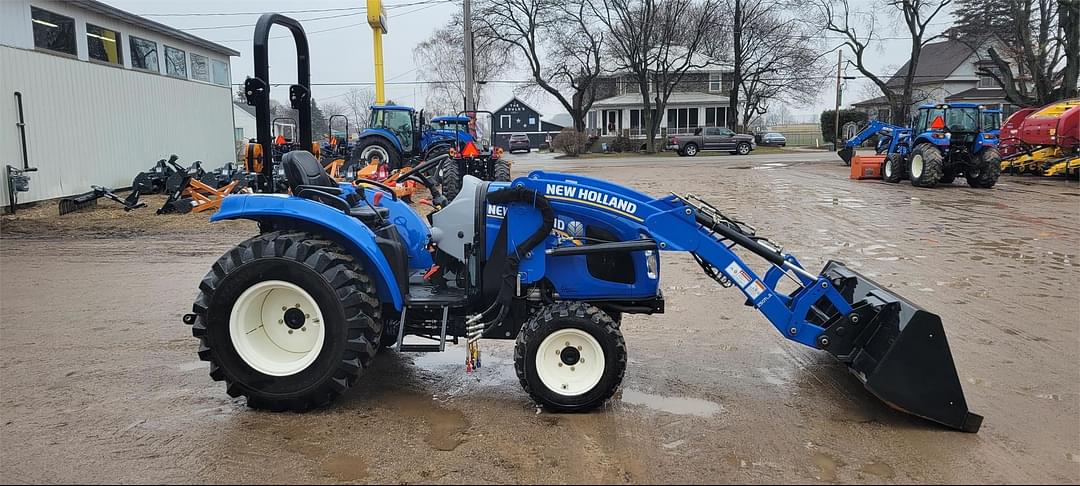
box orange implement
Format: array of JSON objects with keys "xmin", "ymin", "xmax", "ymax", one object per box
[
  {"xmin": 182, "ymin": 179, "xmax": 242, "ymax": 213},
  {"xmin": 850, "ymin": 154, "xmax": 885, "ymax": 180}
]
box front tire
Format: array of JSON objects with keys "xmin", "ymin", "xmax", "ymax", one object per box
[
  {"xmin": 515, "ymin": 302, "xmax": 626, "ymax": 412},
  {"xmin": 736, "ymin": 142, "xmax": 752, "ymax": 155},
  {"xmin": 909, "ymin": 143, "xmax": 944, "ymax": 188},
  {"xmin": 189, "ymin": 231, "xmax": 381, "ymax": 411},
  {"xmin": 966, "ymin": 147, "xmax": 1001, "ymax": 188},
  {"xmin": 882, "ymin": 153, "xmax": 906, "ymax": 183}
]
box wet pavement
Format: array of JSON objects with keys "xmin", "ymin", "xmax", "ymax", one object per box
[{"xmin": 1, "ymin": 152, "xmax": 1078, "ymax": 483}]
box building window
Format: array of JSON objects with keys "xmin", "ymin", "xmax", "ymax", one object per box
[
  {"xmin": 130, "ymin": 36, "xmax": 159, "ymax": 72},
  {"xmin": 978, "ymin": 73, "xmax": 997, "ymax": 89},
  {"xmin": 211, "ymin": 59, "xmax": 230, "ymax": 86},
  {"xmin": 709, "ymin": 73, "xmax": 722, "ymax": 92},
  {"xmin": 235, "ymin": 128, "xmax": 244, "ymax": 140},
  {"xmin": 190, "ymin": 54, "xmax": 210, "ymax": 82},
  {"xmin": 86, "ymin": 24, "xmax": 122, "ymax": 65},
  {"xmin": 587, "ymin": 111, "xmax": 597, "ymax": 130},
  {"xmin": 165, "ymin": 46, "xmax": 187, "ymax": 78},
  {"xmin": 667, "ymin": 108, "xmax": 699, "ymax": 134},
  {"xmin": 501, "ymin": 115, "xmax": 510, "ymax": 128},
  {"xmin": 31, "ymin": 7, "xmax": 76, "ymax": 56}
]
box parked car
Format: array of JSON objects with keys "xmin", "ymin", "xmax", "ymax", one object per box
[
  {"xmin": 761, "ymin": 132, "xmax": 787, "ymax": 146},
  {"xmin": 666, "ymin": 127, "xmax": 756, "ymax": 156},
  {"xmin": 508, "ymin": 134, "xmax": 531, "ymax": 153}
]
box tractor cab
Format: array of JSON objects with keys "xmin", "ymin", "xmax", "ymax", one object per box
[{"xmin": 368, "ymin": 106, "xmax": 420, "ymax": 155}]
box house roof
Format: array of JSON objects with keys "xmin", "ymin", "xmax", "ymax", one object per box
[
  {"xmin": 547, "ymin": 113, "xmax": 573, "ymax": 127},
  {"xmin": 885, "ymin": 39, "xmax": 975, "ymax": 87},
  {"xmin": 72, "ymin": 0, "xmax": 239, "ymax": 57},
  {"xmin": 852, "ymin": 95, "xmax": 889, "ymax": 107},
  {"xmin": 234, "ymin": 102, "xmax": 256, "ymax": 118},
  {"xmin": 945, "ymin": 87, "xmax": 1010, "ymax": 102},
  {"xmin": 493, "ymin": 97, "xmax": 543, "ymax": 116},
  {"xmin": 592, "ymin": 91, "xmax": 729, "ymax": 108}
]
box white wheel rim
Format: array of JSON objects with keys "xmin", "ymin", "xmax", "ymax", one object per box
[
  {"xmin": 885, "ymin": 160, "xmax": 892, "ymax": 177},
  {"xmin": 687, "ymin": 146, "xmax": 696, "ymax": 155},
  {"xmin": 361, "ymin": 145, "xmax": 390, "ymax": 164},
  {"xmin": 230, "ymin": 280, "xmax": 326, "ymax": 377},
  {"xmin": 739, "ymin": 144, "xmax": 749, "ymax": 154},
  {"xmin": 535, "ymin": 329, "xmax": 605, "ymax": 397},
  {"xmin": 911, "ymin": 154, "xmax": 923, "ymax": 178}
]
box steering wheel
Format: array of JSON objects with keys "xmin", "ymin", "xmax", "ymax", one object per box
[
  {"xmin": 353, "ymin": 178, "xmax": 399, "ymax": 201},
  {"xmin": 397, "ymin": 154, "xmax": 449, "ymax": 190}
]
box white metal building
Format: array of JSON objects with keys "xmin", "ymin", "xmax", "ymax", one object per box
[{"xmin": 0, "ymin": 0, "xmax": 239, "ymax": 207}]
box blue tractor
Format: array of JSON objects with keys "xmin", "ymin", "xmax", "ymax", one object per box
[
  {"xmin": 194, "ymin": 13, "xmax": 983, "ymax": 432},
  {"xmin": 839, "ymin": 103, "xmax": 1002, "ymax": 188},
  {"xmin": 353, "ymin": 107, "xmax": 476, "ymax": 170}
]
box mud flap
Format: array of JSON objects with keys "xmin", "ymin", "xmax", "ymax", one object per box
[
  {"xmin": 816, "ymin": 261, "xmax": 982, "ymax": 432},
  {"xmin": 837, "ymin": 147, "xmax": 854, "ymax": 166}
]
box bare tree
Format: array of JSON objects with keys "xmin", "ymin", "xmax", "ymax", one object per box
[
  {"xmin": 810, "ymin": 0, "xmax": 953, "ymax": 124},
  {"xmin": 598, "ymin": 0, "xmax": 721, "ymax": 152},
  {"xmin": 342, "ymin": 88, "xmax": 376, "ymax": 131},
  {"xmin": 414, "ymin": 15, "xmax": 500, "ymax": 115},
  {"xmin": 953, "ymin": 0, "xmax": 1079, "ymax": 105},
  {"xmin": 723, "ymin": 0, "xmax": 826, "ymax": 130},
  {"xmin": 477, "ymin": 0, "xmax": 604, "ymax": 131}
]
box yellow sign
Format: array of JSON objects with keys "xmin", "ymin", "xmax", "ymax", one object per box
[{"xmin": 367, "ymin": 0, "xmax": 387, "ymax": 32}]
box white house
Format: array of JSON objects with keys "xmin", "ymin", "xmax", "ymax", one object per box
[
  {"xmin": 0, "ymin": 0, "xmax": 239, "ymax": 206},
  {"xmin": 585, "ymin": 60, "xmax": 735, "ymax": 141},
  {"xmin": 233, "ymin": 102, "xmax": 257, "ymax": 143},
  {"xmin": 852, "ymin": 37, "xmax": 1019, "ymax": 121}
]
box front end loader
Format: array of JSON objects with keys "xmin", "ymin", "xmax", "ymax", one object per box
[{"xmin": 182, "ymin": 12, "xmax": 982, "ymax": 433}]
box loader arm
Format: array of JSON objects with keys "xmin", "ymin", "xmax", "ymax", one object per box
[
  {"xmin": 837, "ymin": 120, "xmax": 909, "ymax": 165},
  {"xmin": 517, "ymin": 171, "xmax": 982, "ymax": 432}
]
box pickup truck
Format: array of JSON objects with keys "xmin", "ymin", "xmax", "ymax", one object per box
[{"xmin": 666, "ymin": 127, "xmax": 756, "ymax": 156}]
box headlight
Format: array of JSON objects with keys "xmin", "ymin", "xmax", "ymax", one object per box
[{"xmin": 645, "ymin": 249, "xmax": 658, "ymax": 279}]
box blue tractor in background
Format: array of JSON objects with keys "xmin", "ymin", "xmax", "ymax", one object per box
[
  {"xmin": 353, "ymin": 106, "xmax": 476, "ymax": 170},
  {"xmin": 191, "ymin": 13, "xmax": 984, "ymax": 433},
  {"xmin": 839, "ymin": 103, "xmax": 1002, "ymax": 188}
]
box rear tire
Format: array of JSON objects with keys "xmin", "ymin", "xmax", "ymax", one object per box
[
  {"xmin": 189, "ymin": 231, "xmax": 381, "ymax": 411},
  {"xmin": 515, "ymin": 302, "xmax": 626, "ymax": 412},
  {"xmin": 492, "ymin": 159, "xmax": 511, "ymax": 182},
  {"xmin": 882, "ymin": 153, "xmax": 906, "ymax": 183},
  {"xmin": 440, "ymin": 159, "xmax": 463, "ymax": 202},
  {"xmin": 909, "ymin": 143, "xmax": 944, "ymax": 188},
  {"xmin": 356, "ymin": 139, "xmax": 401, "ymax": 171},
  {"xmin": 684, "ymin": 143, "xmax": 699, "ymax": 156},
  {"xmin": 966, "ymin": 147, "xmax": 1001, "ymax": 188}
]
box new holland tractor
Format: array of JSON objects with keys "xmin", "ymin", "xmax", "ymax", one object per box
[
  {"xmin": 353, "ymin": 107, "xmax": 475, "ymax": 170},
  {"xmin": 839, "ymin": 103, "xmax": 1002, "ymax": 188},
  {"xmin": 192, "ymin": 13, "xmax": 982, "ymax": 433}
]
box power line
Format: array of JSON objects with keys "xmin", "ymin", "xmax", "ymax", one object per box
[
  {"xmin": 182, "ymin": 12, "xmax": 364, "ymax": 31},
  {"xmin": 139, "ymin": 1, "xmax": 451, "ymax": 17},
  {"xmin": 205, "ymin": 1, "xmax": 454, "ymax": 43}
]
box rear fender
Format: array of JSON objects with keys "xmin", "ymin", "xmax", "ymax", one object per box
[{"xmin": 211, "ymin": 194, "xmax": 404, "ymax": 310}]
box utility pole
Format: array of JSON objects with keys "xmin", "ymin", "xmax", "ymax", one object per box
[
  {"xmin": 463, "ymin": 0, "xmax": 476, "ymax": 113},
  {"xmin": 833, "ymin": 49, "xmax": 842, "ymax": 149}
]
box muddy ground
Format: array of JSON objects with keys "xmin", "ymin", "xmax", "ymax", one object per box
[{"xmin": 1, "ymin": 152, "xmax": 1078, "ymax": 484}]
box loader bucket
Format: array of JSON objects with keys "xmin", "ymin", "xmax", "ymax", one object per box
[
  {"xmin": 837, "ymin": 147, "xmax": 854, "ymax": 165},
  {"xmin": 817, "ymin": 261, "xmax": 983, "ymax": 432}
]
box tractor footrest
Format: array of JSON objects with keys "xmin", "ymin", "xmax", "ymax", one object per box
[{"xmin": 398, "ymin": 344, "xmax": 443, "ymax": 353}]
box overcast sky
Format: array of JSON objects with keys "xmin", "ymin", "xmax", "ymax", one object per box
[{"xmin": 108, "ymin": 0, "xmax": 959, "ymax": 124}]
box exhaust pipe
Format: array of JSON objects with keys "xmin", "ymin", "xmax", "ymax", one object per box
[{"xmin": 815, "ymin": 261, "xmax": 982, "ymax": 432}]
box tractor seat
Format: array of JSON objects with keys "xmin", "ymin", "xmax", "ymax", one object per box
[
  {"xmin": 281, "ymin": 150, "xmax": 336, "ymax": 191},
  {"xmin": 349, "ymin": 205, "xmax": 390, "ymax": 225}
]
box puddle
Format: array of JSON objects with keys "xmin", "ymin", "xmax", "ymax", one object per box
[
  {"xmin": 859, "ymin": 460, "xmax": 895, "ymax": 479},
  {"xmin": 321, "ymin": 454, "xmax": 369, "ymax": 481},
  {"xmin": 377, "ymin": 391, "xmax": 469, "ymax": 451},
  {"xmin": 811, "ymin": 451, "xmax": 842, "ymax": 482},
  {"xmin": 621, "ymin": 389, "xmax": 722, "ymax": 417}
]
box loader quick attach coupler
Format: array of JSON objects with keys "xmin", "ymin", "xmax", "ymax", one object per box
[{"xmin": 816, "ymin": 261, "xmax": 983, "ymax": 433}]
